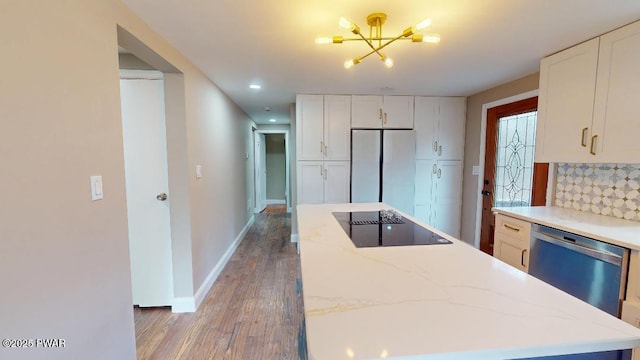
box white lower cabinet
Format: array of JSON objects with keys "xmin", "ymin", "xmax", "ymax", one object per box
[
  {"xmin": 414, "ymin": 160, "xmax": 462, "ymax": 238},
  {"xmin": 493, "ymin": 214, "xmax": 531, "ymax": 272},
  {"xmin": 297, "ymin": 160, "xmax": 349, "ymax": 205}
]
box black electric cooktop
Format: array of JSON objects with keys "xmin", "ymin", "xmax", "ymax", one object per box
[{"xmin": 332, "ymin": 210, "xmax": 452, "ymax": 248}]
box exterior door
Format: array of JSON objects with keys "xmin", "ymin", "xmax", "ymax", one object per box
[
  {"xmin": 120, "ymin": 75, "xmax": 174, "ymax": 307},
  {"xmin": 480, "ymin": 97, "xmax": 548, "ymax": 255}
]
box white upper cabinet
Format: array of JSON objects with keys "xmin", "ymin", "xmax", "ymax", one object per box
[
  {"xmin": 296, "ymin": 94, "xmax": 350, "ymax": 161},
  {"xmin": 297, "ymin": 95, "xmax": 325, "ymax": 161},
  {"xmin": 536, "ymin": 20, "xmax": 640, "ymax": 163},
  {"xmin": 592, "ymin": 20, "xmax": 640, "ymax": 163},
  {"xmin": 536, "ymin": 38, "xmax": 599, "ymax": 163},
  {"xmin": 324, "ymin": 95, "xmax": 351, "ymax": 160},
  {"xmin": 351, "ymin": 95, "xmax": 414, "ymax": 128},
  {"xmin": 415, "ymin": 97, "xmax": 466, "ymax": 160}
]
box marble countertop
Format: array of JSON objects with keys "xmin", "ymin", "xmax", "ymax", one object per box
[
  {"xmin": 493, "ymin": 206, "xmax": 640, "ymax": 251},
  {"xmin": 298, "ymin": 202, "xmax": 640, "ymax": 360}
]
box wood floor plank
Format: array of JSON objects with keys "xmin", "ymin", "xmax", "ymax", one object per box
[{"xmin": 134, "ymin": 213, "xmax": 304, "ymax": 360}]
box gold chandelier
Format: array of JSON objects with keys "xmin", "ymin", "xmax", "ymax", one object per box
[{"xmin": 315, "ymin": 13, "xmax": 441, "ymax": 69}]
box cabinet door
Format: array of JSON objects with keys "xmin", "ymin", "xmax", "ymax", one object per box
[
  {"xmin": 324, "ymin": 161, "xmax": 350, "ymax": 204},
  {"xmin": 437, "ymin": 97, "xmax": 466, "ymax": 160},
  {"xmin": 494, "ymin": 234, "xmax": 528, "ymax": 272},
  {"xmin": 296, "ymin": 95, "xmax": 324, "ymax": 160},
  {"xmin": 593, "ymin": 20, "xmax": 640, "ymax": 163},
  {"xmin": 414, "ymin": 97, "xmax": 438, "ymax": 160},
  {"xmin": 433, "ymin": 160, "xmax": 463, "ymax": 238},
  {"xmin": 383, "ymin": 96, "xmax": 414, "ymax": 128},
  {"xmin": 298, "ymin": 161, "xmax": 324, "ymax": 204},
  {"xmin": 414, "ymin": 160, "xmax": 435, "ymax": 224},
  {"xmin": 324, "ymin": 95, "xmax": 351, "ymax": 160},
  {"xmin": 535, "ymin": 38, "xmax": 599, "ymax": 163},
  {"xmin": 352, "ymin": 95, "xmax": 383, "ymax": 128}
]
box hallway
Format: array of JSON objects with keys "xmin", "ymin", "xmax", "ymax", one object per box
[{"xmin": 134, "ymin": 212, "xmax": 304, "ymax": 359}]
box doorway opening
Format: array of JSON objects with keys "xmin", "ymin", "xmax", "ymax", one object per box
[
  {"xmin": 477, "ymin": 94, "xmax": 550, "ymax": 255},
  {"xmin": 253, "ymin": 129, "xmax": 291, "ymax": 213}
]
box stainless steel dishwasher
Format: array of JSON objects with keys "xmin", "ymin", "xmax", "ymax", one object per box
[{"xmin": 526, "ymin": 224, "xmax": 631, "ymax": 360}]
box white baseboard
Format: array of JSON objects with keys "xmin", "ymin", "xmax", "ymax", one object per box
[
  {"xmin": 172, "ymin": 215, "xmax": 255, "ymax": 313},
  {"xmin": 291, "ymin": 233, "xmax": 299, "ymax": 243},
  {"xmin": 266, "ymin": 199, "xmax": 286, "ymax": 205}
]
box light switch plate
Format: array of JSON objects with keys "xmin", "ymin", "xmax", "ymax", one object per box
[
  {"xmin": 90, "ymin": 175, "xmax": 103, "ymax": 201},
  {"xmin": 195, "ymin": 165, "xmax": 203, "ymax": 179},
  {"xmin": 472, "ymin": 166, "xmax": 480, "ymax": 176}
]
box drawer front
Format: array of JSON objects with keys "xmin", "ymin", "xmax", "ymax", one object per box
[{"xmin": 495, "ymin": 214, "xmax": 531, "ymax": 242}]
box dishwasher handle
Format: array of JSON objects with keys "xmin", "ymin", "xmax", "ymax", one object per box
[{"xmin": 531, "ymin": 231, "xmax": 623, "ymax": 266}]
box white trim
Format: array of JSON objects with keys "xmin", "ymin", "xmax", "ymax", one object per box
[
  {"xmin": 172, "ymin": 297, "xmax": 196, "ymax": 313},
  {"xmin": 474, "ymin": 90, "xmax": 539, "ymax": 249},
  {"xmin": 291, "ymin": 233, "xmax": 299, "ymax": 243},
  {"xmin": 546, "ymin": 163, "xmax": 557, "ymax": 206},
  {"xmin": 254, "ymin": 129, "xmax": 291, "ymax": 212},
  {"xmin": 173, "ymin": 215, "xmax": 255, "ymax": 313},
  {"xmin": 119, "ymin": 69, "xmax": 163, "ymax": 80},
  {"xmin": 266, "ymin": 199, "xmax": 286, "ymax": 205}
]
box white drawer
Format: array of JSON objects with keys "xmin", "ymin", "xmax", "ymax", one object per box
[{"xmin": 495, "ymin": 214, "xmax": 531, "ymax": 242}]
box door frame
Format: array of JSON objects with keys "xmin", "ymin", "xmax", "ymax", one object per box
[
  {"xmin": 253, "ymin": 129, "xmax": 291, "ymax": 212},
  {"xmin": 473, "ymin": 90, "xmax": 556, "ymax": 249}
]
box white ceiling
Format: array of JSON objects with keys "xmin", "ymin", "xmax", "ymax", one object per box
[{"xmin": 120, "ymin": 0, "xmax": 640, "ymax": 124}]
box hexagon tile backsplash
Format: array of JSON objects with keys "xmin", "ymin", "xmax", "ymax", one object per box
[{"xmin": 555, "ymin": 163, "xmax": 640, "ymax": 221}]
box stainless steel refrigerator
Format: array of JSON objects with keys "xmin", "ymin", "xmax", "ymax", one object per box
[{"xmin": 351, "ymin": 129, "xmax": 416, "ymax": 215}]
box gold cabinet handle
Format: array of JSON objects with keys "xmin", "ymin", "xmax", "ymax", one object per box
[
  {"xmin": 581, "ymin": 127, "xmax": 588, "ymax": 147},
  {"xmin": 384, "ymin": 112, "xmax": 388, "ymax": 124},
  {"xmin": 324, "ymin": 144, "xmax": 328, "ymax": 154},
  {"xmin": 437, "ymin": 168, "xmax": 441, "ymax": 179},
  {"xmin": 379, "ymin": 108, "xmax": 383, "ymax": 120},
  {"xmin": 521, "ymin": 249, "xmax": 527, "ymax": 267},
  {"xmin": 503, "ymin": 223, "xmax": 520, "ymax": 232},
  {"xmin": 324, "ymin": 167, "xmax": 327, "ymax": 180},
  {"xmin": 320, "ymin": 141, "xmax": 324, "ymax": 153},
  {"xmin": 434, "ymin": 140, "xmax": 438, "ymax": 152},
  {"xmin": 432, "ymin": 163, "xmax": 437, "ymax": 174},
  {"xmin": 438, "ymin": 145, "xmax": 442, "ymax": 156},
  {"xmin": 590, "ymin": 135, "xmax": 598, "ymax": 155}
]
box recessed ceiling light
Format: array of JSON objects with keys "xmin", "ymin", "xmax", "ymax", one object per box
[
  {"xmin": 269, "ymin": 118, "xmax": 277, "ymax": 122},
  {"xmin": 249, "ymin": 84, "xmax": 261, "ymax": 90}
]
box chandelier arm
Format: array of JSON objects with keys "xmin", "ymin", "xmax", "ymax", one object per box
[{"xmin": 357, "ymin": 32, "xmax": 386, "ymax": 60}]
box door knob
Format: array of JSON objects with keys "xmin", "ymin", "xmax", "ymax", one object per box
[
  {"xmin": 481, "ymin": 190, "xmax": 491, "ymax": 196},
  {"xmin": 156, "ymin": 193, "xmax": 168, "ymax": 201}
]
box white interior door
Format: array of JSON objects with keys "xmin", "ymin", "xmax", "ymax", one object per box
[{"xmin": 120, "ymin": 74, "xmax": 173, "ymax": 307}]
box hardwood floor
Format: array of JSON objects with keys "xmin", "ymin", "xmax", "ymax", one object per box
[
  {"xmin": 134, "ymin": 213, "xmax": 305, "ymax": 359},
  {"xmin": 260, "ymin": 204, "xmax": 287, "ymax": 213}
]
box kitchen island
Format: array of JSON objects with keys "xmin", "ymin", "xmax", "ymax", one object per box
[{"xmin": 297, "ymin": 203, "xmax": 640, "ymax": 360}]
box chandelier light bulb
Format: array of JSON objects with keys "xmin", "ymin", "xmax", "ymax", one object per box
[
  {"xmin": 384, "ymin": 57, "xmax": 394, "ymax": 68},
  {"xmin": 315, "ymin": 37, "xmax": 332, "ymax": 45},
  {"xmin": 339, "ymin": 17, "xmax": 353, "ymax": 30},
  {"xmin": 344, "ymin": 59, "xmax": 355, "ymax": 69},
  {"xmin": 415, "ymin": 18, "xmax": 432, "ymax": 30},
  {"xmin": 422, "ymin": 34, "xmax": 441, "ymax": 43}
]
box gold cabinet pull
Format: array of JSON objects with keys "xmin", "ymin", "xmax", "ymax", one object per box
[
  {"xmin": 521, "ymin": 249, "xmax": 527, "ymax": 267},
  {"xmin": 324, "ymin": 167, "xmax": 327, "ymax": 180},
  {"xmin": 437, "ymin": 168, "xmax": 441, "ymax": 179},
  {"xmin": 438, "ymin": 145, "xmax": 442, "ymax": 156},
  {"xmin": 320, "ymin": 141, "xmax": 324, "ymax": 153},
  {"xmin": 503, "ymin": 223, "xmax": 520, "ymax": 232},
  {"xmin": 379, "ymin": 108, "xmax": 383, "ymax": 120},
  {"xmin": 590, "ymin": 135, "xmax": 598, "ymax": 155},
  {"xmin": 581, "ymin": 127, "xmax": 588, "ymax": 147},
  {"xmin": 384, "ymin": 112, "xmax": 388, "ymax": 124}
]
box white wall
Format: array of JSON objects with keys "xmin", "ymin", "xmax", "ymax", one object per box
[{"xmin": 0, "ymin": 1, "xmax": 253, "ymax": 359}]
